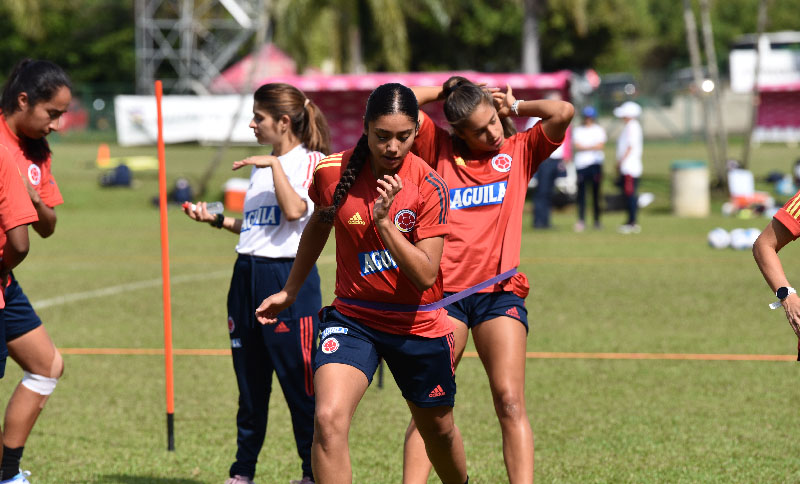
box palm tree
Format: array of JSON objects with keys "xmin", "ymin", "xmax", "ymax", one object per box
[
  {"xmin": 5, "ymin": 0, "xmax": 43, "ymax": 40},
  {"xmin": 522, "ymin": 0, "xmax": 541, "ymax": 74},
  {"xmin": 272, "ymin": 0, "xmax": 436, "ymax": 73}
]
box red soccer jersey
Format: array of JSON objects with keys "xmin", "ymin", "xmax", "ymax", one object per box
[
  {"xmin": 413, "ymin": 111, "xmax": 562, "ymax": 296},
  {"xmin": 309, "ymin": 149, "xmax": 452, "ymax": 337},
  {"xmin": 0, "ymin": 115, "xmax": 64, "ymax": 208},
  {"xmin": 0, "ymin": 145, "xmax": 38, "ymax": 308},
  {"xmin": 775, "ymin": 189, "xmax": 800, "ymax": 238}
]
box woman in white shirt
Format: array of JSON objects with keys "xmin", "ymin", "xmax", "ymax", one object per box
[
  {"xmin": 184, "ymin": 83, "xmax": 330, "ymax": 484},
  {"xmin": 613, "ymin": 101, "xmax": 643, "ymax": 234},
  {"xmin": 572, "ymin": 106, "xmax": 606, "ymax": 231}
]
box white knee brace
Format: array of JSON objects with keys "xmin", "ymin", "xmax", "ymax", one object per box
[{"xmin": 21, "ymin": 372, "xmax": 58, "ymax": 396}]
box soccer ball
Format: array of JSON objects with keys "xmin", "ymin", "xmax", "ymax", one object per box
[
  {"xmin": 730, "ymin": 228, "xmax": 759, "ymax": 250},
  {"xmin": 707, "ymin": 228, "xmax": 730, "ymax": 249},
  {"xmin": 745, "ymin": 227, "xmax": 761, "ymax": 248}
]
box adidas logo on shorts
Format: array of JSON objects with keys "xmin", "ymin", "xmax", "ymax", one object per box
[
  {"xmin": 506, "ymin": 307, "xmax": 520, "ymax": 319},
  {"xmin": 348, "ymin": 212, "xmax": 365, "ymax": 225},
  {"xmin": 274, "ymin": 321, "xmax": 290, "ymax": 333},
  {"xmin": 428, "ymin": 385, "xmax": 446, "ymax": 398}
]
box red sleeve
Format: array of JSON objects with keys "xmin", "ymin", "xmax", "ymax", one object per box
[
  {"xmin": 35, "ymin": 158, "xmax": 63, "ymax": 208},
  {"xmin": 414, "ymin": 167, "xmax": 450, "ymax": 240},
  {"xmin": 412, "ymin": 111, "xmax": 449, "ymax": 168},
  {"xmin": 775, "ymin": 190, "xmax": 800, "ymax": 239},
  {"xmin": 0, "ymin": 153, "xmax": 37, "ymax": 233},
  {"xmin": 518, "ymin": 122, "xmax": 563, "ymax": 180},
  {"xmin": 308, "ymin": 152, "xmax": 345, "ymax": 206}
]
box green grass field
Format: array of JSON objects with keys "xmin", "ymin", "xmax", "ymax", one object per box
[{"xmin": 4, "ymin": 137, "xmax": 800, "ymax": 483}]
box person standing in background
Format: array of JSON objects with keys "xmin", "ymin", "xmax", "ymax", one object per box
[
  {"xmin": 528, "ymin": 92, "xmax": 570, "ymax": 230},
  {"xmin": 614, "ymin": 101, "xmax": 643, "ymax": 234},
  {"xmin": 572, "ymin": 106, "xmax": 606, "ymax": 231}
]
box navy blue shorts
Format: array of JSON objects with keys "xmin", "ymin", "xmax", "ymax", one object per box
[
  {"xmin": 444, "ymin": 291, "xmax": 528, "ymax": 332},
  {"xmin": 316, "ymin": 307, "xmax": 456, "ymax": 408},
  {"xmin": 0, "ymin": 309, "xmax": 6, "ymax": 378},
  {"xmin": 3, "ymin": 277, "xmax": 42, "ymax": 341}
]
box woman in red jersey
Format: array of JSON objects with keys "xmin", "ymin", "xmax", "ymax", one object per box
[
  {"xmin": 0, "ymin": 59, "xmax": 71, "ymax": 484},
  {"xmin": 256, "ymin": 83, "xmax": 469, "ymax": 484},
  {"xmin": 403, "ymin": 77, "xmax": 573, "ymax": 484}
]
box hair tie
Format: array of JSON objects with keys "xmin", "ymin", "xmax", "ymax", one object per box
[{"xmin": 304, "ymin": 98, "xmax": 310, "ymax": 107}]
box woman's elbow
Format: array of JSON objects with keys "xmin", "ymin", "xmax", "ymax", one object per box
[
  {"xmin": 284, "ymin": 210, "xmax": 305, "ymax": 222},
  {"xmin": 33, "ymin": 220, "xmax": 56, "ymax": 238},
  {"xmin": 557, "ymin": 102, "xmax": 575, "ymax": 124},
  {"xmin": 412, "ymin": 272, "xmax": 438, "ymax": 292},
  {"xmin": 9, "ymin": 241, "xmax": 29, "ymax": 261}
]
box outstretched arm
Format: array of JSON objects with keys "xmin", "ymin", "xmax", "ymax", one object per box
[
  {"xmin": 256, "ymin": 209, "xmax": 333, "ymax": 323},
  {"xmin": 232, "ymin": 156, "xmax": 308, "ymax": 220},
  {"xmin": 753, "ymin": 218, "xmax": 800, "ymax": 337}
]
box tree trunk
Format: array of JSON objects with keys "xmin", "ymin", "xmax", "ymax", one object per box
[
  {"xmin": 682, "ymin": 0, "xmax": 721, "ymax": 186},
  {"xmin": 522, "ymin": 0, "xmax": 541, "ymax": 74},
  {"xmin": 741, "ymin": 0, "xmax": 770, "ymax": 169},
  {"xmin": 699, "ymin": 0, "xmax": 728, "ymax": 187}
]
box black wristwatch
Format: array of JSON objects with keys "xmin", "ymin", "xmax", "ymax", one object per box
[
  {"xmin": 777, "ymin": 286, "xmax": 796, "ymax": 300},
  {"xmin": 210, "ymin": 213, "xmax": 224, "ymax": 229}
]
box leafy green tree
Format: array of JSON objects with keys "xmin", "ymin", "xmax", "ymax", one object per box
[{"xmin": 0, "ymin": 0, "xmax": 135, "ymax": 87}]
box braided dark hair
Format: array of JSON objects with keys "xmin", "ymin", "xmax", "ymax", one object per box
[
  {"xmin": 319, "ymin": 83, "xmax": 419, "ymax": 224},
  {"xmin": 442, "ymin": 76, "xmax": 516, "ymax": 155},
  {"xmin": 253, "ymin": 83, "xmax": 331, "ymax": 154}
]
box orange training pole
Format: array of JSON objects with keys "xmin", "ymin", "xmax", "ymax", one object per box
[{"xmin": 155, "ymin": 80, "xmax": 176, "ymax": 451}]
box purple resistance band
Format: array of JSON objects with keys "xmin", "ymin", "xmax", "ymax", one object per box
[{"xmin": 337, "ymin": 267, "xmax": 518, "ymax": 313}]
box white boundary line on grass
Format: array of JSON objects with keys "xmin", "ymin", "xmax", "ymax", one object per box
[
  {"xmin": 31, "ymin": 254, "xmax": 336, "ymax": 310},
  {"xmin": 31, "ymin": 270, "xmax": 232, "ymax": 309}
]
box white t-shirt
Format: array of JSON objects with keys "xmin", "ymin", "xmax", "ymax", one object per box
[
  {"xmin": 616, "ymin": 119, "xmax": 643, "ymax": 178},
  {"xmin": 235, "ymin": 144, "xmax": 324, "ymax": 258},
  {"xmin": 572, "ymin": 123, "xmax": 606, "ymax": 170}
]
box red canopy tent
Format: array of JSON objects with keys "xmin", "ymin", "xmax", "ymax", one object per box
[{"xmin": 211, "ymin": 69, "xmax": 573, "ymax": 152}]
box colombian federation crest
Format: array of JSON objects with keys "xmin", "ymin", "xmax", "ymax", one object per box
[
  {"xmin": 28, "ymin": 164, "xmax": 42, "ymax": 186},
  {"xmin": 228, "ymin": 316, "xmax": 235, "ymax": 333},
  {"xmin": 394, "ymin": 209, "xmax": 416, "ymax": 233},
  {"xmin": 321, "ymin": 337, "xmax": 339, "ymax": 354},
  {"xmin": 491, "ymin": 154, "xmax": 512, "ymax": 173}
]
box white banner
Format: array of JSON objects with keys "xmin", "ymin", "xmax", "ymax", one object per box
[
  {"xmin": 114, "ymin": 95, "xmax": 257, "ymax": 146},
  {"xmin": 730, "ymin": 49, "xmax": 800, "ymax": 93}
]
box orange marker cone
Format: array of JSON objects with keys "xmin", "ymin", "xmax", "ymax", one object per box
[{"xmin": 96, "ymin": 143, "xmax": 110, "ymax": 168}]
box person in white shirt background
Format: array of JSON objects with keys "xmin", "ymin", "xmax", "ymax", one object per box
[
  {"xmin": 613, "ymin": 101, "xmax": 643, "ymax": 234},
  {"xmin": 571, "ymin": 105, "xmax": 607, "ymax": 232}
]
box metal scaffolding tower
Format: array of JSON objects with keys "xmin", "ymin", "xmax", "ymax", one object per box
[{"xmin": 135, "ymin": 0, "xmax": 266, "ymax": 94}]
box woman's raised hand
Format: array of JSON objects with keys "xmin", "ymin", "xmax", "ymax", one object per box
[
  {"xmin": 373, "ymin": 174, "xmax": 403, "ymax": 223},
  {"xmin": 232, "ymin": 155, "xmax": 277, "ymax": 171},
  {"xmin": 494, "ymin": 84, "xmax": 515, "ymax": 118}
]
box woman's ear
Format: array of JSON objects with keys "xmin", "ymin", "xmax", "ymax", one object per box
[
  {"xmin": 16, "ymin": 92, "xmax": 28, "ymax": 111},
  {"xmin": 279, "ymin": 114, "xmax": 291, "ymax": 133}
]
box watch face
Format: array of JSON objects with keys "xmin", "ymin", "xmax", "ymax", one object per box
[{"xmin": 778, "ymin": 287, "xmax": 789, "ymax": 299}]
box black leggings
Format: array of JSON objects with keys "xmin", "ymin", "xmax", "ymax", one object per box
[{"xmin": 576, "ymin": 164, "xmax": 603, "ymax": 224}]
